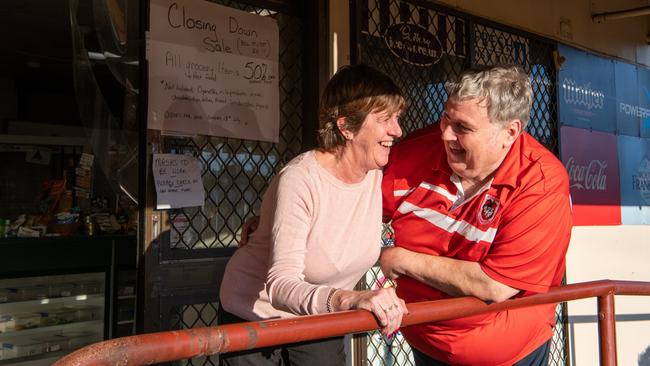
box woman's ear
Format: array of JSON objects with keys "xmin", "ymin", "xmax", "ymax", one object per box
[{"xmin": 336, "ymin": 117, "xmax": 352, "ymax": 140}]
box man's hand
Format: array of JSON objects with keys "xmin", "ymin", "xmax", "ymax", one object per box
[{"xmin": 239, "ymin": 216, "xmax": 260, "ymax": 247}]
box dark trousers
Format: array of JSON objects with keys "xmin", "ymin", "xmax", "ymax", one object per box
[
  {"xmin": 217, "ymin": 306, "xmax": 346, "ymax": 366},
  {"xmin": 412, "ymin": 339, "xmax": 551, "ymax": 366}
]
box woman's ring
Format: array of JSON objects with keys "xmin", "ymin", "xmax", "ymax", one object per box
[{"xmin": 384, "ymin": 304, "xmax": 397, "ymax": 312}]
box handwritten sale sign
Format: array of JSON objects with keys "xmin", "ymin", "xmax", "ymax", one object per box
[
  {"xmin": 153, "ymin": 154, "xmax": 205, "ymax": 209},
  {"xmin": 147, "ymin": 0, "xmax": 279, "ymax": 142}
]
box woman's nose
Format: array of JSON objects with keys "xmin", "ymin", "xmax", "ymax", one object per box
[{"xmin": 389, "ymin": 117, "xmax": 402, "ymax": 138}]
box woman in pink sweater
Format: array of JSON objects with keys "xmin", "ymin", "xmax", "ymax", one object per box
[{"xmin": 219, "ymin": 64, "xmax": 408, "ymax": 366}]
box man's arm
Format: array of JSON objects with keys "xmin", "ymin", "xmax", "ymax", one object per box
[{"xmin": 379, "ymin": 246, "xmax": 519, "ymax": 303}]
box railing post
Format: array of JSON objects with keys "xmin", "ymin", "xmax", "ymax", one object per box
[{"xmin": 597, "ymin": 293, "xmax": 617, "ymax": 366}]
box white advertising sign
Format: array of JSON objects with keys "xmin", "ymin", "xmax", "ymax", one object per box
[
  {"xmin": 153, "ymin": 153, "xmax": 205, "ymax": 209},
  {"xmin": 148, "ymin": 0, "xmax": 279, "ymax": 142}
]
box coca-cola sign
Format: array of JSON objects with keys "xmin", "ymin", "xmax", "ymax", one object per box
[
  {"xmin": 565, "ymin": 157, "xmax": 608, "ymax": 191},
  {"xmin": 560, "ymin": 126, "xmax": 620, "ymax": 225}
]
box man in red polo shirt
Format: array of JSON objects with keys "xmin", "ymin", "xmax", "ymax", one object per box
[{"xmin": 380, "ymin": 65, "xmax": 572, "ymax": 366}]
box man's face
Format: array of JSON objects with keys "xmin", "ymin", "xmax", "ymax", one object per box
[{"xmin": 440, "ymin": 98, "xmax": 519, "ymax": 184}]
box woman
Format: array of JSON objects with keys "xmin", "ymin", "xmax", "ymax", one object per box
[{"xmin": 219, "ymin": 64, "xmax": 408, "ymax": 366}]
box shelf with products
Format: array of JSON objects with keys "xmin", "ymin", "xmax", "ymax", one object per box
[
  {"xmin": 0, "ymin": 349, "xmax": 67, "ymax": 366},
  {"xmin": 0, "ymin": 320, "xmax": 103, "ymax": 340},
  {"xmin": 0, "ymin": 235, "xmax": 138, "ymax": 357},
  {"xmin": 0, "ymin": 294, "xmax": 104, "ymax": 312},
  {"xmin": 0, "ymin": 272, "xmax": 106, "ymax": 364},
  {"xmin": 0, "ymin": 325, "xmax": 103, "ymax": 364}
]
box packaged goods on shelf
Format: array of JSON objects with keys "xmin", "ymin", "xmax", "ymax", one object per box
[
  {"xmin": 0, "ymin": 313, "xmax": 42, "ymax": 332},
  {"xmin": 33, "ymin": 334, "xmax": 69, "ymax": 353},
  {"xmin": 69, "ymin": 305, "xmax": 101, "ymax": 321},
  {"xmin": 74, "ymin": 281, "xmax": 101, "ymax": 295},
  {"xmin": 1, "ymin": 339, "xmax": 45, "ymax": 359},
  {"xmin": 38, "ymin": 308, "xmax": 77, "ymax": 326},
  {"xmin": 0, "ymin": 314, "xmax": 11, "ymax": 333},
  {"xmin": 10, "ymin": 285, "xmax": 48, "ymax": 301},
  {"xmin": 47, "ymin": 283, "xmax": 76, "ymax": 298},
  {"xmin": 0, "ymin": 288, "xmax": 18, "ymax": 303},
  {"xmin": 61, "ymin": 331, "xmax": 99, "ymax": 349}
]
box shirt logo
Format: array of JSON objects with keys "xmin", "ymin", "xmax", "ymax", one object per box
[{"xmin": 478, "ymin": 194, "xmax": 500, "ymax": 225}]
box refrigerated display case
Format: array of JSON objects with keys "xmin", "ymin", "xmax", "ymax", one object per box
[
  {"xmin": 0, "ymin": 273, "xmax": 105, "ymax": 365},
  {"xmin": 0, "ymin": 235, "xmax": 137, "ymax": 364}
]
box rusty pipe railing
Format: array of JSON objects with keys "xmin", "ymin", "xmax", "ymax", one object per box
[{"xmin": 54, "ymin": 280, "xmax": 650, "ymax": 366}]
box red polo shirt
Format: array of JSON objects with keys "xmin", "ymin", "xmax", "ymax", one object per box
[{"xmin": 382, "ymin": 124, "xmax": 572, "ymax": 365}]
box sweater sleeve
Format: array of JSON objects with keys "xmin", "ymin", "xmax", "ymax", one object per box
[{"xmin": 265, "ymin": 166, "xmax": 331, "ymax": 315}]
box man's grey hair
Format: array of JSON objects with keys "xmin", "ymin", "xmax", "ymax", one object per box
[{"xmin": 445, "ymin": 65, "xmax": 533, "ymax": 129}]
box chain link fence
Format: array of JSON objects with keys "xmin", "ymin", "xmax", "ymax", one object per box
[{"xmin": 355, "ymin": 0, "xmax": 565, "ymax": 365}]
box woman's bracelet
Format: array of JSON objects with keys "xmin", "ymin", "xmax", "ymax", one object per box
[{"xmin": 326, "ymin": 288, "xmax": 339, "ymax": 313}]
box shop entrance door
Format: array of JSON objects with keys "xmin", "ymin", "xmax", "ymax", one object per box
[{"xmin": 140, "ymin": 1, "xmax": 326, "ymax": 365}]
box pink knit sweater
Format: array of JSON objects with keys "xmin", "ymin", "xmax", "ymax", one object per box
[{"xmin": 220, "ymin": 150, "xmax": 382, "ymax": 320}]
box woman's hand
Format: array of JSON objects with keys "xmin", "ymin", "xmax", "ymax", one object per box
[{"xmin": 330, "ymin": 287, "xmax": 408, "ymax": 336}]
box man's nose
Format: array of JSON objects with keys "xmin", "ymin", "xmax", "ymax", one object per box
[{"xmin": 440, "ymin": 121, "xmax": 455, "ymax": 140}]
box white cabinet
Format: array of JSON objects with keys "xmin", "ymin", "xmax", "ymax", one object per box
[{"xmin": 0, "ymin": 273, "xmax": 105, "ymax": 365}]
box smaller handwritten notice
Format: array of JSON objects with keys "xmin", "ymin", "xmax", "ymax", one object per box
[{"xmin": 153, "ymin": 154, "xmax": 205, "ymax": 209}]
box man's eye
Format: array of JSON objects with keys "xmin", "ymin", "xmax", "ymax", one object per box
[{"xmin": 453, "ymin": 124, "xmax": 470, "ymax": 133}]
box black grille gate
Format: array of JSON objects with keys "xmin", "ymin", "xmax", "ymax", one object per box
[
  {"xmin": 150, "ymin": 1, "xmax": 310, "ymax": 365},
  {"xmin": 352, "ymin": 1, "xmax": 566, "ymax": 365},
  {"xmin": 161, "ymin": 1, "xmax": 305, "ymax": 256}
]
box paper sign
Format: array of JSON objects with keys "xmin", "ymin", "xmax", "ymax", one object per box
[
  {"xmin": 25, "ymin": 148, "xmax": 52, "ymax": 165},
  {"xmin": 147, "ymin": 0, "xmax": 280, "ymax": 142},
  {"xmin": 153, "ymin": 154, "xmax": 205, "ymax": 209}
]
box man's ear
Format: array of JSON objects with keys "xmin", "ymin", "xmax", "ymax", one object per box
[
  {"xmin": 336, "ymin": 117, "xmax": 352, "ymax": 140},
  {"xmin": 503, "ymin": 119, "xmax": 522, "ymax": 147}
]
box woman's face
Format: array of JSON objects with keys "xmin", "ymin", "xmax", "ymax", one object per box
[{"xmin": 347, "ymin": 108, "xmax": 403, "ymax": 171}]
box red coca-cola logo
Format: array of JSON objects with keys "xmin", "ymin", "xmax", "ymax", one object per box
[{"xmin": 565, "ymin": 156, "xmax": 608, "ymax": 191}]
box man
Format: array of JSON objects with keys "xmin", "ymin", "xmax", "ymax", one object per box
[{"xmin": 380, "ymin": 65, "xmax": 572, "ymax": 366}]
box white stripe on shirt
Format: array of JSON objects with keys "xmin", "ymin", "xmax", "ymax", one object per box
[
  {"xmin": 394, "ymin": 188, "xmax": 415, "ymax": 197},
  {"xmin": 397, "ymin": 201, "xmax": 497, "ymax": 244},
  {"xmin": 418, "ymin": 181, "xmax": 457, "ymax": 202},
  {"xmin": 394, "ymin": 182, "xmax": 457, "ymax": 201}
]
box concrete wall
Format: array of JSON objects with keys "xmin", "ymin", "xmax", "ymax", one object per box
[{"xmin": 567, "ymin": 226, "xmax": 650, "ymax": 365}]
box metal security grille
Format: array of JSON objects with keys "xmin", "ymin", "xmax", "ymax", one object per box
[
  {"xmin": 161, "ymin": 0, "xmax": 304, "ymax": 254},
  {"xmin": 170, "ymin": 301, "xmax": 220, "ymax": 366},
  {"xmin": 352, "ymin": 0, "xmax": 566, "ymax": 365},
  {"xmin": 156, "ymin": 1, "xmax": 306, "ymax": 365}
]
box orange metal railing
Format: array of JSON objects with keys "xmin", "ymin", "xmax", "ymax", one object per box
[{"xmin": 53, "ymin": 280, "xmax": 650, "ymax": 366}]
